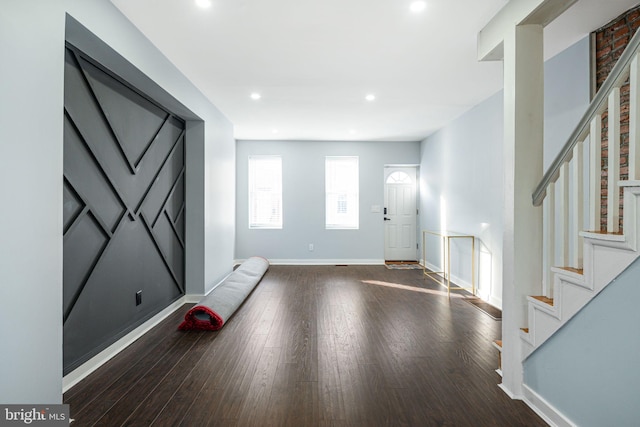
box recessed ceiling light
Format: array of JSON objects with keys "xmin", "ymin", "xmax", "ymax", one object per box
[
  {"xmin": 365, "ymin": 94, "xmax": 376, "ymax": 102},
  {"xmin": 272, "ymin": 129, "xmax": 279, "ymax": 134},
  {"xmin": 349, "ymin": 129, "xmax": 357, "ymax": 135},
  {"xmin": 195, "ymin": 0, "xmax": 212, "ymax": 9},
  {"xmin": 410, "ymin": 1, "xmax": 427, "ymax": 13},
  {"xmin": 250, "ymin": 93, "xmax": 261, "ymax": 100}
]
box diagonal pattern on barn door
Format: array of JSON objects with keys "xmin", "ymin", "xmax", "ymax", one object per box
[{"xmin": 63, "ymin": 45, "xmax": 187, "ymax": 374}]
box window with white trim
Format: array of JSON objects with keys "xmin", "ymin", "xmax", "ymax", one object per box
[
  {"xmin": 248, "ymin": 155, "xmax": 282, "ymax": 229},
  {"xmin": 325, "ymin": 156, "xmax": 359, "ymax": 229}
]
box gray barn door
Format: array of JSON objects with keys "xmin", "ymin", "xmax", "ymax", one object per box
[{"xmin": 63, "ymin": 46, "xmax": 185, "ymax": 374}]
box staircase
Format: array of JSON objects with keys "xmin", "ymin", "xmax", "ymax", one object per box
[
  {"xmin": 520, "ymin": 185, "xmax": 640, "ymax": 357},
  {"xmin": 518, "ymin": 28, "xmax": 640, "ymax": 358}
]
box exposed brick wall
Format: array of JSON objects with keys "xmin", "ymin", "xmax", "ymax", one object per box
[{"xmin": 594, "ymin": 5, "xmax": 640, "ymax": 231}]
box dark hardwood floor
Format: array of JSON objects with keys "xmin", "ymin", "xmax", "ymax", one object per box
[{"xmin": 64, "ymin": 265, "xmax": 546, "ymax": 426}]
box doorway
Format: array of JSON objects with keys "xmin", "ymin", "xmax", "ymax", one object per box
[{"xmin": 384, "ymin": 166, "xmax": 418, "ymax": 261}]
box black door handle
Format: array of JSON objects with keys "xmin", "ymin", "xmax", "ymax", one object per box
[{"xmin": 384, "ymin": 217, "xmax": 391, "ymax": 221}]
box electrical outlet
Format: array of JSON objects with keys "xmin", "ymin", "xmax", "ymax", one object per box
[
  {"xmin": 308, "ymin": 243, "xmax": 314, "ymax": 251},
  {"xmin": 136, "ymin": 290, "xmax": 142, "ymax": 306}
]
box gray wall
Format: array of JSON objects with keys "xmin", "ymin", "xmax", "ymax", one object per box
[
  {"xmin": 0, "ymin": 0, "xmax": 234, "ymax": 404},
  {"xmin": 235, "ymin": 140, "xmax": 421, "ymax": 263},
  {"xmin": 418, "ymin": 36, "xmax": 590, "ymax": 308},
  {"xmin": 524, "ymin": 257, "xmax": 640, "ymax": 426}
]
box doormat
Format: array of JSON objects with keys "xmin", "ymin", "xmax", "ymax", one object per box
[
  {"xmin": 463, "ymin": 297, "xmax": 502, "ymax": 320},
  {"xmin": 385, "ymin": 261, "xmax": 423, "ymax": 270}
]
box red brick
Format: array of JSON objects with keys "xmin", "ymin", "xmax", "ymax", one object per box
[
  {"xmin": 614, "ymin": 26, "xmax": 630, "ymax": 40},
  {"xmin": 597, "ymin": 47, "xmax": 612, "ymax": 59},
  {"xmin": 612, "ymin": 49, "xmax": 625, "ymax": 63},
  {"xmin": 613, "ymin": 36, "xmax": 629, "ymax": 50},
  {"xmin": 628, "ymin": 9, "xmax": 640, "ymax": 22},
  {"xmin": 610, "ymin": 20, "xmax": 627, "ymax": 32}
]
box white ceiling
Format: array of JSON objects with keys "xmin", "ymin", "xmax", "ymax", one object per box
[{"xmin": 110, "ymin": 0, "xmax": 640, "ymax": 142}]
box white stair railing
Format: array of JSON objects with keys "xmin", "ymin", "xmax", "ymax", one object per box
[{"xmin": 532, "ymin": 30, "xmax": 640, "ymax": 297}]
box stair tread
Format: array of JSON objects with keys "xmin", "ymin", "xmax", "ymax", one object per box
[
  {"xmin": 584, "ymin": 230, "xmax": 624, "ymax": 235},
  {"xmin": 531, "ymin": 295, "xmax": 554, "ymax": 306},
  {"xmin": 581, "ymin": 230, "xmax": 625, "ymax": 242},
  {"xmin": 619, "ymin": 179, "xmax": 640, "ymax": 187},
  {"xmin": 558, "ymin": 267, "xmax": 584, "ymax": 275},
  {"xmin": 520, "ymin": 328, "xmax": 529, "ymax": 333},
  {"xmin": 494, "ymin": 339, "xmax": 502, "ymax": 347}
]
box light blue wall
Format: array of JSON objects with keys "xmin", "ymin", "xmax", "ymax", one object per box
[
  {"xmin": 544, "ymin": 37, "xmax": 591, "ymax": 170},
  {"xmin": 0, "ymin": 0, "xmax": 234, "ymax": 403},
  {"xmin": 524, "ymin": 257, "xmax": 640, "ymax": 426},
  {"xmin": 418, "ymin": 36, "xmax": 590, "ymax": 308},
  {"xmin": 419, "ymin": 92, "xmax": 505, "ymax": 305},
  {"xmin": 235, "ymin": 140, "xmax": 421, "ymax": 262}
]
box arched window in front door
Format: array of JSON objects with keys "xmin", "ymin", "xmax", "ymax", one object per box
[{"xmin": 386, "ymin": 171, "xmax": 412, "ymax": 184}]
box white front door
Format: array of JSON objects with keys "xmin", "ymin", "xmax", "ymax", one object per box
[{"xmin": 384, "ymin": 167, "xmax": 418, "ymax": 261}]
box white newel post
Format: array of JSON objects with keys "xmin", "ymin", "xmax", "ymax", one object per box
[
  {"xmin": 478, "ymin": 0, "xmax": 578, "ymax": 400},
  {"xmin": 501, "ymin": 23, "xmax": 544, "ymax": 398}
]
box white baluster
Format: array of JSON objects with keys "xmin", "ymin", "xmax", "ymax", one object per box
[
  {"xmin": 608, "ymin": 87, "xmax": 621, "ymax": 233},
  {"xmin": 629, "ymin": 53, "xmax": 640, "ymax": 180},
  {"xmin": 558, "ymin": 162, "xmax": 570, "ymax": 266},
  {"xmin": 543, "ymin": 182, "xmax": 556, "ymax": 297},
  {"xmin": 589, "ymin": 115, "xmax": 602, "ymax": 231},
  {"xmin": 571, "ymin": 141, "xmax": 584, "ymax": 268}
]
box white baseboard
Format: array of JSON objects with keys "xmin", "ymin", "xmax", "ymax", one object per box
[
  {"xmin": 423, "ymin": 261, "xmax": 503, "ymax": 310},
  {"xmin": 423, "ymin": 261, "xmax": 474, "ymax": 292},
  {"xmin": 489, "ymin": 295, "xmax": 503, "ymax": 309},
  {"xmin": 184, "ymin": 294, "xmax": 205, "ymax": 303},
  {"xmin": 63, "ymin": 266, "xmax": 268, "ymax": 391},
  {"xmin": 234, "ymin": 258, "xmax": 385, "ymax": 265},
  {"xmin": 497, "ymin": 382, "xmax": 519, "ymax": 400},
  {"xmin": 63, "ymin": 297, "xmax": 187, "ymax": 392},
  {"xmin": 522, "ymin": 384, "xmax": 576, "ymax": 427}
]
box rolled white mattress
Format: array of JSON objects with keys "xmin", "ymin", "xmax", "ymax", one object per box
[{"xmin": 178, "ymin": 256, "xmax": 269, "ymax": 331}]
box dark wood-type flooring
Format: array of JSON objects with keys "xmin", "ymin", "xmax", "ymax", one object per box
[{"xmin": 64, "ymin": 265, "xmax": 546, "ymax": 426}]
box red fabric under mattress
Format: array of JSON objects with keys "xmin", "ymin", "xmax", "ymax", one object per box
[{"xmin": 178, "ymin": 306, "xmax": 225, "ymax": 331}]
